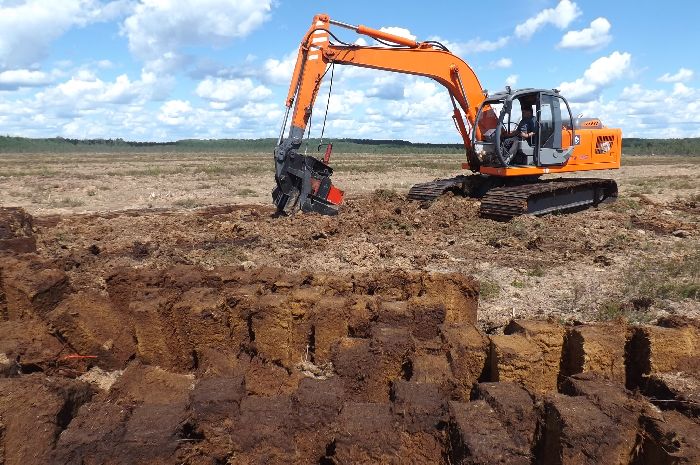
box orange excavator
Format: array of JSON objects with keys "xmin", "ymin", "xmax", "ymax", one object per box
[{"xmin": 272, "ymin": 14, "xmax": 621, "ymax": 219}]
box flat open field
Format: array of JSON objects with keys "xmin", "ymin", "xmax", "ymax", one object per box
[
  {"xmin": 1, "ymin": 151, "xmax": 698, "ymax": 325},
  {"xmin": 1, "ymin": 151, "xmax": 699, "ymax": 464},
  {"xmin": 1, "ymin": 151, "xmax": 697, "ymax": 213}
]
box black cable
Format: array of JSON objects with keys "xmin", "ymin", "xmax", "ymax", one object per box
[
  {"xmin": 297, "ymin": 29, "xmax": 451, "ymax": 156},
  {"xmin": 424, "ymin": 40, "xmax": 450, "ymax": 52},
  {"xmin": 303, "ymin": 108, "xmax": 313, "ymax": 155},
  {"xmin": 306, "ymin": 28, "xmax": 354, "ymax": 47},
  {"xmin": 374, "ymin": 37, "xmax": 409, "ymax": 48},
  {"xmin": 302, "ymin": 62, "xmax": 336, "ymax": 154},
  {"xmin": 327, "ymin": 30, "xmax": 353, "ymax": 47},
  {"xmin": 319, "ymin": 62, "xmax": 335, "ymax": 146}
]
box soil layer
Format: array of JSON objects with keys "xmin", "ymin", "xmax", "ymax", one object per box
[{"xmin": 1, "ymin": 204, "xmax": 699, "ymax": 465}]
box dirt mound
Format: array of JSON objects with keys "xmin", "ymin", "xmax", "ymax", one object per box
[
  {"xmin": 1, "ymin": 262, "xmax": 699, "ymax": 463},
  {"xmin": 0, "ymin": 207, "xmax": 36, "ymax": 254},
  {"xmin": 1, "ymin": 206, "xmax": 699, "ymax": 464}
]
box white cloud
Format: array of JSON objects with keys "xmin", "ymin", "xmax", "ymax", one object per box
[
  {"xmin": 559, "ymin": 17, "xmax": 612, "ymax": 50},
  {"xmin": 293, "ymin": 72, "xmax": 461, "ymax": 142},
  {"xmin": 97, "ymin": 59, "xmax": 115, "ymax": 69},
  {"xmin": 385, "ymin": 79, "xmax": 453, "ymax": 124},
  {"xmin": 658, "ymin": 68, "xmax": 694, "ymax": 83},
  {"xmin": 263, "ymin": 50, "xmax": 298, "ymax": 86},
  {"xmin": 672, "ymin": 82, "xmax": 693, "ymax": 97},
  {"xmin": 0, "ymin": 67, "xmax": 182, "ymax": 139},
  {"xmin": 325, "ymin": 89, "xmax": 367, "ymax": 116},
  {"xmin": 0, "ymin": 0, "xmax": 130, "ymax": 70},
  {"xmin": 438, "ymin": 36, "xmax": 509, "ymax": 56},
  {"xmin": 6, "ymin": 71, "xmax": 700, "ymax": 142},
  {"xmin": 505, "ymin": 74, "xmax": 519, "ymax": 87},
  {"xmin": 515, "ymin": 0, "xmax": 581, "ymax": 40},
  {"xmin": 378, "ymin": 27, "xmax": 416, "ymax": 42},
  {"xmin": 619, "ymin": 84, "xmax": 665, "ymax": 102},
  {"xmin": 326, "ymin": 67, "xmax": 406, "ymax": 101},
  {"xmin": 365, "ymin": 75, "xmax": 405, "ymax": 100},
  {"xmin": 122, "ymin": 0, "xmax": 273, "ymax": 72},
  {"xmin": 465, "ymin": 37, "xmax": 510, "ymax": 53},
  {"xmin": 195, "ymin": 77, "xmax": 272, "ymax": 108},
  {"xmin": 403, "ymin": 80, "xmax": 438, "ymax": 101},
  {"xmin": 158, "ymin": 99, "xmax": 193, "ymax": 125},
  {"xmin": 559, "ymin": 51, "xmax": 631, "ymax": 102},
  {"xmin": 0, "ymin": 69, "xmax": 53, "ymax": 90},
  {"xmin": 0, "ymin": 65, "xmax": 276, "ymax": 140},
  {"xmin": 576, "ymin": 82, "xmax": 700, "ymax": 138},
  {"xmin": 490, "ymin": 58, "xmax": 513, "ymax": 69},
  {"xmin": 31, "ymin": 70, "xmax": 158, "ymax": 118},
  {"xmin": 236, "ymin": 102, "xmax": 281, "ymax": 120}
]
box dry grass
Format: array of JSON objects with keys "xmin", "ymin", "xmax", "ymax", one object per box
[
  {"xmin": 623, "ymin": 246, "xmax": 700, "ymax": 302},
  {"xmin": 50, "ymin": 197, "xmax": 85, "ymax": 208},
  {"xmin": 621, "ymin": 155, "xmax": 700, "ymax": 166},
  {"xmin": 478, "ymin": 279, "xmax": 502, "ymax": 301},
  {"xmin": 595, "ymin": 245, "xmax": 700, "ymax": 322},
  {"xmin": 0, "ymin": 150, "xmax": 697, "ymax": 215},
  {"xmin": 173, "ymin": 198, "xmax": 200, "ymax": 208},
  {"xmin": 626, "ymin": 175, "xmax": 696, "ymax": 193},
  {"xmin": 233, "ymin": 188, "xmax": 257, "ymax": 197}
]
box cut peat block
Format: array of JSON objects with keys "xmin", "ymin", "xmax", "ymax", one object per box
[
  {"xmin": 634, "ymin": 410, "xmax": 700, "ymax": 465},
  {"xmin": 559, "ymin": 372, "xmax": 644, "ymax": 461},
  {"xmin": 537, "ymin": 393, "xmax": 638, "ymax": 465},
  {"xmin": 440, "ymin": 323, "xmax": 490, "ymax": 400},
  {"xmin": 471, "ymin": 382, "xmax": 537, "ymax": 452},
  {"xmin": 643, "ymin": 371, "xmax": 700, "ymax": 419},
  {"xmin": 2, "ymin": 260, "xmax": 68, "ymax": 321},
  {"xmin": 625, "ymin": 324, "xmax": 700, "ymax": 390},
  {"xmin": 0, "ymin": 207, "xmax": 36, "ymax": 254},
  {"xmin": 448, "ymin": 400, "xmax": 531, "ymax": 465},
  {"xmin": 560, "ymin": 323, "xmax": 627, "ymax": 383},
  {"xmin": 490, "ymin": 320, "xmax": 565, "ymax": 393}
]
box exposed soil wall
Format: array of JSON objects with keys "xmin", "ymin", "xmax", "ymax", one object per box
[{"xmin": 1, "ymin": 206, "xmax": 698, "ymax": 465}]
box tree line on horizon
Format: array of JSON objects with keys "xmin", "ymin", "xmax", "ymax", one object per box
[{"xmin": 0, "ymin": 135, "xmax": 699, "ymax": 155}]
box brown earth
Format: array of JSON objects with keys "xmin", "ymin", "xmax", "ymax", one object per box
[
  {"xmin": 1, "ymin": 152, "xmax": 698, "ymax": 327},
  {"xmin": 1, "ymin": 203, "xmax": 699, "ymax": 464},
  {"xmin": 0, "ymin": 152, "xmax": 699, "ymax": 464}
]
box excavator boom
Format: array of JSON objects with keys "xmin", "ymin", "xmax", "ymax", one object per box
[
  {"xmin": 272, "ymin": 14, "xmax": 621, "ymax": 218},
  {"xmin": 273, "ymin": 14, "xmax": 493, "ymax": 215}
]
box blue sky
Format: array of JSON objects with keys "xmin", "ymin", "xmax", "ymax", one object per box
[{"xmin": 0, "ymin": 0, "xmax": 698, "ymax": 142}]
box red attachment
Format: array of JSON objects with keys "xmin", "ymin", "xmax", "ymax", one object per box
[
  {"xmin": 327, "ymin": 185, "xmax": 344, "ymax": 205},
  {"xmin": 323, "ymin": 143, "xmax": 333, "ymax": 164}
]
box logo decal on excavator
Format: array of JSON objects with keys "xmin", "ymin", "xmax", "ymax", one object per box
[{"xmin": 574, "ymin": 135, "xmax": 581, "ymax": 145}]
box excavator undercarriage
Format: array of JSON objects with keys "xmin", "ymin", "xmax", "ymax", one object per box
[{"xmin": 408, "ymin": 175, "xmax": 618, "ymax": 220}]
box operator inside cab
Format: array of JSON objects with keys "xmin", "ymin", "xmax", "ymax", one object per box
[{"xmin": 502, "ymin": 104, "xmax": 537, "ymax": 165}]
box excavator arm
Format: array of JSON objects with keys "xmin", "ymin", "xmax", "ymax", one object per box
[{"xmin": 273, "ymin": 13, "xmax": 496, "ymax": 215}]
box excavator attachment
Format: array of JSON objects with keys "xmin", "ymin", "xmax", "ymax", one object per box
[{"xmin": 272, "ymin": 150, "xmax": 344, "ymax": 216}]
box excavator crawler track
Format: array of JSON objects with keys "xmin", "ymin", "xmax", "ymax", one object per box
[
  {"xmin": 407, "ymin": 175, "xmax": 470, "ymax": 201},
  {"xmin": 479, "ymin": 178, "xmax": 618, "ymax": 221}
]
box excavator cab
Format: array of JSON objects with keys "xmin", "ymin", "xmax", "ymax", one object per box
[{"xmin": 472, "ymin": 89, "xmax": 575, "ymax": 168}]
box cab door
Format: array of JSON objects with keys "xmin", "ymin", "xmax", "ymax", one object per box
[{"xmin": 537, "ymin": 93, "xmax": 573, "ymax": 166}]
